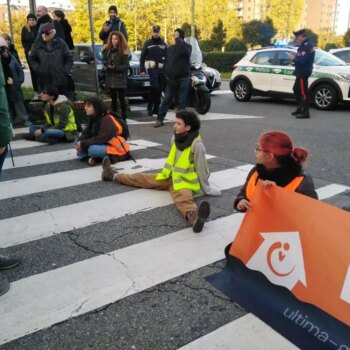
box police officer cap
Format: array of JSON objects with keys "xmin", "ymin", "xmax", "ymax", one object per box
[
  {"xmin": 293, "ymin": 29, "xmax": 306, "ymax": 37},
  {"xmin": 153, "ymin": 25, "xmax": 161, "ymax": 33}
]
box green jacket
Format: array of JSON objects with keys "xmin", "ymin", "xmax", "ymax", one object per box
[{"xmin": 0, "ymin": 61, "xmax": 12, "ymax": 147}]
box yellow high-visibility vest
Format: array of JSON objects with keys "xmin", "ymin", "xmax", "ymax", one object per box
[{"xmin": 156, "ymin": 136, "xmax": 201, "ymax": 192}]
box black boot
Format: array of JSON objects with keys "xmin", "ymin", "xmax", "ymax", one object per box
[
  {"xmin": 291, "ymin": 108, "xmax": 301, "ymax": 116},
  {"xmin": 295, "ymin": 109, "xmax": 310, "ymax": 119}
]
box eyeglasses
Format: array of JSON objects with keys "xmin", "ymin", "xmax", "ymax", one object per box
[{"xmin": 41, "ymin": 31, "xmax": 51, "ymax": 36}]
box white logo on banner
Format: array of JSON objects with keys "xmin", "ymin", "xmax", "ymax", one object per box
[
  {"xmin": 340, "ymin": 265, "xmax": 350, "ymax": 304},
  {"xmin": 247, "ymin": 231, "xmax": 307, "ymax": 290}
]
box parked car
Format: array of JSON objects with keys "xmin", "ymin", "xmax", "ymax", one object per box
[
  {"xmin": 329, "ymin": 48, "xmax": 350, "ymax": 64},
  {"xmin": 72, "ymin": 44, "xmax": 151, "ymax": 98},
  {"xmin": 230, "ymin": 46, "xmax": 350, "ymax": 110}
]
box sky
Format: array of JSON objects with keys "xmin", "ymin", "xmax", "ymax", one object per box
[{"xmin": 335, "ymin": 0, "xmax": 350, "ymax": 35}]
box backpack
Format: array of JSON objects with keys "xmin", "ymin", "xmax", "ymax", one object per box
[{"xmin": 108, "ymin": 113, "xmax": 130, "ymax": 140}]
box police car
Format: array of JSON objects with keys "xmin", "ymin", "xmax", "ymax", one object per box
[{"xmin": 230, "ymin": 46, "xmax": 350, "ymax": 110}]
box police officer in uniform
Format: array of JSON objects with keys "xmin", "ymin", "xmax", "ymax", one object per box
[
  {"xmin": 140, "ymin": 25, "xmax": 167, "ymax": 117},
  {"xmin": 289, "ymin": 29, "xmax": 315, "ymax": 119}
]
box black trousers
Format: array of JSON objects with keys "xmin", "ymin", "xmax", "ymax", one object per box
[
  {"xmin": 293, "ymin": 76, "xmax": 309, "ymax": 111},
  {"xmin": 147, "ymin": 68, "xmax": 165, "ymax": 115},
  {"xmin": 110, "ymin": 88, "xmax": 127, "ymax": 117}
]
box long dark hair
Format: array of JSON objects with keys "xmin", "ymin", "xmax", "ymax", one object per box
[
  {"xmin": 84, "ymin": 97, "xmax": 107, "ymax": 136},
  {"xmin": 103, "ymin": 31, "xmax": 129, "ymax": 56}
]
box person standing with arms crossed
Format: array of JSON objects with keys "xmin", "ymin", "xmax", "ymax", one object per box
[
  {"xmin": 289, "ymin": 29, "xmax": 315, "ymax": 119},
  {"xmin": 140, "ymin": 25, "xmax": 167, "ymax": 117}
]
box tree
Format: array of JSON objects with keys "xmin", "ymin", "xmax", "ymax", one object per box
[
  {"xmin": 181, "ymin": 22, "xmax": 201, "ymax": 39},
  {"xmin": 344, "ymin": 28, "xmax": 350, "ymax": 47},
  {"xmin": 210, "ymin": 19, "xmax": 226, "ymax": 51},
  {"xmin": 242, "ymin": 19, "xmax": 276, "ymax": 48},
  {"xmin": 225, "ymin": 38, "xmax": 247, "ymax": 52},
  {"xmin": 199, "ymin": 40, "xmax": 216, "ymax": 52},
  {"xmin": 266, "ymin": 0, "xmax": 304, "ymax": 39}
]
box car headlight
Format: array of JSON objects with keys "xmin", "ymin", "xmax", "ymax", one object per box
[{"xmin": 339, "ymin": 73, "xmax": 350, "ymax": 80}]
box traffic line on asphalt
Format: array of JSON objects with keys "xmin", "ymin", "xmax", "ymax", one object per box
[
  {"xmin": 178, "ymin": 314, "xmax": 297, "ymax": 350},
  {"xmin": 126, "ymin": 111, "xmax": 264, "ymax": 124},
  {"xmin": 0, "ymin": 167, "xmax": 248, "ymax": 248},
  {"xmin": 3, "ymin": 140, "xmax": 161, "ymax": 170},
  {"xmin": 0, "ymin": 153, "xmax": 215, "ymax": 200},
  {"xmin": 0, "ymin": 213, "xmax": 244, "ymax": 346},
  {"xmin": 316, "ymin": 183, "xmax": 350, "ymax": 200},
  {"xmin": 10, "ymin": 139, "xmax": 46, "ymax": 150},
  {"xmin": 211, "ymin": 89, "xmax": 233, "ymax": 95}
]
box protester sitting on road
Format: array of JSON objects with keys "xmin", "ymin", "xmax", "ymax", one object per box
[
  {"xmin": 21, "ymin": 85, "xmax": 77, "ymax": 144},
  {"xmin": 102, "ymin": 31, "xmax": 130, "ymax": 119},
  {"xmin": 99, "ymin": 5, "xmax": 128, "ymax": 44},
  {"xmin": 75, "ymin": 97, "xmax": 130, "ymax": 166},
  {"xmin": 0, "ymin": 60, "xmax": 20, "ymax": 297},
  {"xmin": 0, "ymin": 41, "xmax": 30, "ymax": 127},
  {"xmin": 101, "ymin": 109, "xmax": 221, "ymax": 233},
  {"xmin": 234, "ymin": 131, "xmax": 318, "ymax": 212}
]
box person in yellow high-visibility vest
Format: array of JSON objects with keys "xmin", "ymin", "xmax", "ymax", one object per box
[
  {"xmin": 234, "ymin": 131, "xmax": 318, "ymax": 212},
  {"xmin": 101, "ymin": 109, "xmax": 221, "ymax": 233}
]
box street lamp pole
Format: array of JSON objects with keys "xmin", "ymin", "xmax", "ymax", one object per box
[{"xmin": 191, "ymin": 0, "xmax": 195, "ymax": 37}]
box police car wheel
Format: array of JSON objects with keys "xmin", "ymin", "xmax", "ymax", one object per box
[
  {"xmin": 312, "ymin": 84, "xmax": 337, "ymax": 111},
  {"xmin": 233, "ymin": 80, "xmax": 252, "ymax": 102}
]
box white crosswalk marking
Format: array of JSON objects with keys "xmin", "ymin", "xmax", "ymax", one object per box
[
  {"xmin": 4, "ymin": 140, "xmax": 161, "ymax": 169},
  {"xmin": 178, "ymin": 314, "xmax": 297, "ymax": 350},
  {"xmin": 1, "ymin": 134, "xmax": 348, "ymax": 348},
  {"xmin": 0, "ymin": 167, "xmax": 246, "ymax": 248}
]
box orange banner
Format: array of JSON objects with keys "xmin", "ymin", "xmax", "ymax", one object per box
[{"xmin": 229, "ymin": 181, "xmax": 350, "ymax": 327}]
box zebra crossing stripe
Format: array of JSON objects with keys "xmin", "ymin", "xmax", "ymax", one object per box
[
  {"xmin": 3, "ymin": 140, "xmax": 161, "ymax": 170},
  {"xmin": 0, "ymin": 167, "xmax": 248, "ymax": 248},
  {"xmin": 10, "ymin": 139, "xmax": 46, "ymax": 150},
  {"xmin": 316, "ymin": 183, "xmax": 350, "ymax": 200},
  {"xmin": 0, "ymin": 154, "xmax": 215, "ymax": 200},
  {"xmin": 178, "ymin": 314, "xmax": 297, "ymax": 350},
  {"xmin": 0, "ymin": 213, "xmax": 244, "ymax": 346}
]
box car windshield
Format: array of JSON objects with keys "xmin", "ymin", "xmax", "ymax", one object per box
[
  {"xmin": 185, "ymin": 37, "xmax": 202, "ymax": 66},
  {"xmin": 314, "ymin": 50, "xmax": 346, "ymax": 66}
]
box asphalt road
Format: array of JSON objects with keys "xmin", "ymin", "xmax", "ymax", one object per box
[{"xmin": 1, "ymin": 83, "xmax": 349, "ymax": 349}]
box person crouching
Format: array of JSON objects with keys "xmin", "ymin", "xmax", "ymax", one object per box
[{"xmin": 75, "ymin": 97, "xmax": 130, "ymax": 166}]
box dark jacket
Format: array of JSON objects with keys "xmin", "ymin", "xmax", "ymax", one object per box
[
  {"xmin": 79, "ymin": 114, "xmax": 117, "ymax": 149},
  {"xmin": 8, "ymin": 45, "xmax": 21, "ymax": 65},
  {"xmin": 164, "ymin": 38, "xmax": 192, "ymax": 81},
  {"xmin": 140, "ymin": 37, "xmax": 167, "ymax": 73},
  {"xmin": 28, "ymin": 37, "xmax": 73, "ymax": 90},
  {"xmin": 21, "ymin": 25, "xmax": 36, "ymax": 55},
  {"xmin": 0, "ymin": 61, "xmax": 12, "ymax": 148},
  {"xmin": 60, "ymin": 19, "xmax": 74, "ymax": 50},
  {"xmin": 102, "ymin": 48, "xmax": 129, "ymax": 89},
  {"xmin": 294, "ymin": 38, "xmax": 315, "ymax": 78},
  {"xmin": 234, "ymin": 163, "xmax": 318, "ymax": 211},
  {"xmin": 36, "ymin": 14, "xmax": 65, "ymax": 40},
  {"xmin": 5, "ymin": 54, "xmax": 25, "ymax": 102},
  {"xmin": 99, "ymin": 18, "xmax": 128, "ymax": 44}
]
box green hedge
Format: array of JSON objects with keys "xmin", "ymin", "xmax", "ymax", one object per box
[{"xmin": 203, "ymin": 51, "xmax": 246, "ymax": 72}]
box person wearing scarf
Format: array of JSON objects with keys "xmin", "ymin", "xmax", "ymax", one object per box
[
  {"xmin": 75, "ymin": 97, "xmax": 130, "ymax": 166},
  {"xmin": 234, "ymin": 131, "xmax": 318, "ymax": 212},
  {"xmin": 101, "ymin": 109, "xmax": 221, "ymax": 233}
]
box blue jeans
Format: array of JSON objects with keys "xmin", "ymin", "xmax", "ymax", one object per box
[
  {"xmin": 29, "ymin": 125, "xmax": 65, "ymax": 143},
  {"xmin": 157, "ymin": 78, "xmax": 190, "ymax": 122},
  {"xmin": 0, "ymin": 146, "xmax": 8, "ymax": 176},
  {"xmin": 77, "ymin": 144, "xmax": 107, "ymax": 160}
]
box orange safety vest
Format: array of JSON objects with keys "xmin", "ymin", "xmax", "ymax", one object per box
[
  {"xmin": 106, "ymin": 116, "xmax": 130, "ymax": 156},
  {"xmin": 246, "ymin": 171, "xmax": 304, "ymax": 201}
]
